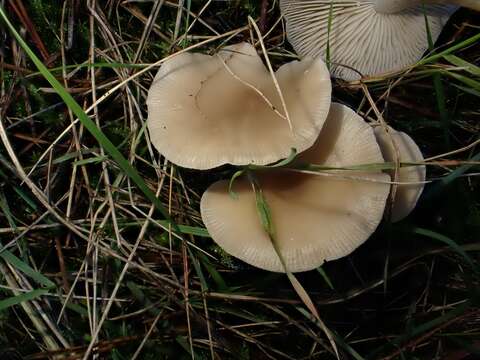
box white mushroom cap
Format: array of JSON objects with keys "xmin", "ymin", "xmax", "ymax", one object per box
[
  {"xmin": 147, "ymin": 42, "xmax": 331, "ymax": 169},
  {"xmin": 201, "ymin": 103, "xmax": 390, "ymax": 273},
  {"xmin": 374, "ymin": 126, "xmax": 426, "ymax": 222},
  {"xmin": 280, "ymin": 0, "xmax": 457, "ymax": 80}
]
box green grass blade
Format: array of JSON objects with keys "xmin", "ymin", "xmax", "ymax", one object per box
[
  {"xmin": 317, "ymin": 266, "xmax": 335, "ymax": 290},
  {"xmin": 297, "ymin": 307, "xmax": 364, "ymax": 360},
  {"xmin": 262, "ymin": 148, "xmax": 297, "ymax": 168},
  {"xmin": 329, "ymin": 331, "xmax": 365, "ymax": 360},
  {"xmin": 412, "ymin": 227, "xmax": 478, "ymax": 272},
  {"xmin": 0, "ymin": 288, "xmax": 50, "ymax": 311},
  {"xmin": 188, "ymin": 248, "xmax": 209, "ymax": 291},
  {"xmin": 419, "ymin": 32, "xmax": 480, "ymax": 66},
  {"xmin": 249, "ymin": 174, "xmax": 340, "ymax": 358},
  {"xmin": 425, "ymin": 150, "xmax": 480, "ymax": 198},
  {"xmin": 424, "ymin": 10, "xmax": 450, "ymax": 148},
  {"xmin": 228, "ymin": 169, "xmax": 246, "ymax": 199},
  {"xmin": 27, "ymin": 62, "xmax": 148, "ymax": 78},
  {"xmin": 0, "ymin": 251, "xmax": 56, "ymax": 288},
  {"xmin": 196, "ymin": 252, "xmax": 227, "ymax": 290},
  {"xmin": 0, "ymin": 161, "xmax": 37, "ymax": 209},
  {"xmin": 0, "ymin": 189, "xmax": 16, "ymax": 230},
  {"xmin": 157, "ymin": 221, "xmax": 209, "ymax": 237},
  {"xmin": 325, "ymin": 1, "xmax": 334, "ymax": 70},
  {"xmin": 432, "ymin": 73, "xmax": 450, "ymax": 148},
  {"xmin": 443, "ymin": 71, "xmax": 480, "ymax": 91},
  {"xmin": 368, "ymin": 301, "xmax": 470, "ymax": 358},
  {"xmin": 73, "ymin": 155, "xmax": 108, "ymax": 166},
  {"xmin": 452, "ymin": 83, "xmax": 480, "ymax": 97},
  {"xmin": 443, "ymin": 55, "xmax": 480, "ymax": 76},
  {"xmin": 0, "ymin": 7, "xmax": 179, "ymax": 234}
]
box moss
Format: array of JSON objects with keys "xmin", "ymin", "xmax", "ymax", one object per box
[
  {"xmin": 28, "ymin": 0, "xmax": 62, "ymax": 53},
  {"xmin": 207, "ymin": 244, "xmax": 244, "ymax": 270}
]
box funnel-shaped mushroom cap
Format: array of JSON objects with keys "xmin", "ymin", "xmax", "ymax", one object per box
[
  {"xmin": 374, "ymin": 126, "xmax": 426, "ymax": 222},
  {"xmin": 280, "ymin": 0, "xmax": 456, "ymax": 80},
  {"xmin": 201, "ymin": 103, "xmax": 390, "ymax": 272},
  {"xmin": 147, "ymin": 42, "xmax": 331, "ymax": 169}
]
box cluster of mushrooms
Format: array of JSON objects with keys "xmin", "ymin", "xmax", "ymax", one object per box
[{"xmin": 146, "ymin": 0, "xmax": 477, "ymax": 273}]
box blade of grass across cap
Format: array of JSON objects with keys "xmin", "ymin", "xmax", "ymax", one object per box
[
  {"xmin": 250, "ymin": 148, "xmax": 298, "ymax": 170},
  {"xmin": 230, "ymin": 150, "xmax": 297, "ymax": 201},
  {"xmin": 248, "ymin": 173, "xmax": 340, "ymax": 359},
  {"xmin": 228, "ymin": 169, "xmax": 246, "ymax": 199},
  {"xmin": 268, "ymin": 148, "xmax": 297, "ymax": 167},
  {"xmin": 217, "ymin": 53, "xmax": 289, "ymax": 123},
  {"xmin": 0, "ymin": 7, "xmax": 179, "ymax": 234},
  {"xmin": 253, "ymin": 188, "xmax": 275, "ymax": 239},
  {"xmin": 305, "ymin": 161, "xmax": 397, "ymax": 172},
  {"xmin": 0, "ymin": 288, "xmax": 50, "ymax": 311},
  {"xmin": 248, "ymin": 16, "xmax": 293, "ymax": 132},
  {"xmin": 325, "ymin": 1, "xmax": 334, "ymax": 70},
  {"xmin": 229, "ymin": 149, "xmax": 298, "ymax": 197}
]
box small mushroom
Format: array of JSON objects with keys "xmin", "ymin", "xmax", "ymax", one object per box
[
  {"xmin": 280, "ymin": 0, "xmax": 479, "ymax": 80},
  {"xmin": 374, "ymin": 126, "xmax": 426, "ymax": 222},
  {"xmin": 201, "ymin": 103, "xmax": 391, "ymax": 273},
  {"xmin": 147, "ymin": 42, "xmax": 331, "ymax": 169}
]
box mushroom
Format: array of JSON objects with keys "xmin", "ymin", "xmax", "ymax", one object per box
[
  {"xmin": 373, "ymin": 125, "xmax": 426, "ymax": 222},
  {"xmin": 201, "ymin": 103, "xmax": 391, "ymax": 273},
  {"xmin": 280, "ymin": 0, "xmax": 479, "ymax": 80},
  {"xmin": 147, "ymin": 42, "xmax": 331, "ymax": 170}
]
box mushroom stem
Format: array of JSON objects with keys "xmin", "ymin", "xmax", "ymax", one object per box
[{"xmin": 373, "ymin": 0, "xmax": 480, "ymax": 14}]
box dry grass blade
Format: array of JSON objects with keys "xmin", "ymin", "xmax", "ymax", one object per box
[
  {"xmin": 249, "ymin": 175, "xmax": 340, "ymax": 359},
  {"xmin": 287, "ymin": 273, "xmax": 340, "ymax": 359},
  {"xmin": 216, "ymin": 52, "xmax": 287, "ymax": 121},
  {"xmin": 248, "ymin": 15, "xmax": 293, "ymax": 131}
]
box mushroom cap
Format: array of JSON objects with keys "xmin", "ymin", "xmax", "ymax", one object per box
[
  {"xmin": 147, "ymin": 42, "xmax": 331, "ymax": 169},
  {"xmin": 374, "ymin": 126, "xmax": 426, "ymax": 222},
  {"xmin": 280, "ymin": 0, "xmax": 457, "ymax": 80},
  {"xmin": 201, "ymin": 103, "xmax": 391, "ymax": 273}
]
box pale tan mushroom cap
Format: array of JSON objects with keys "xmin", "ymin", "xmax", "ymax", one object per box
[
  {"xmin": 147, "ymin": 42, "xmax": 331, "ymax": 169},
  {"xmin": 201, "ymin": 103, "xmax": 390, "ymax": 272},
  {"xmin": 280, "ymin": 0, "xmax": 456, "ymax": 80},
  {"xmin": 374, "ymin": 126, "xmax": 426, "ymax": 222}
]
